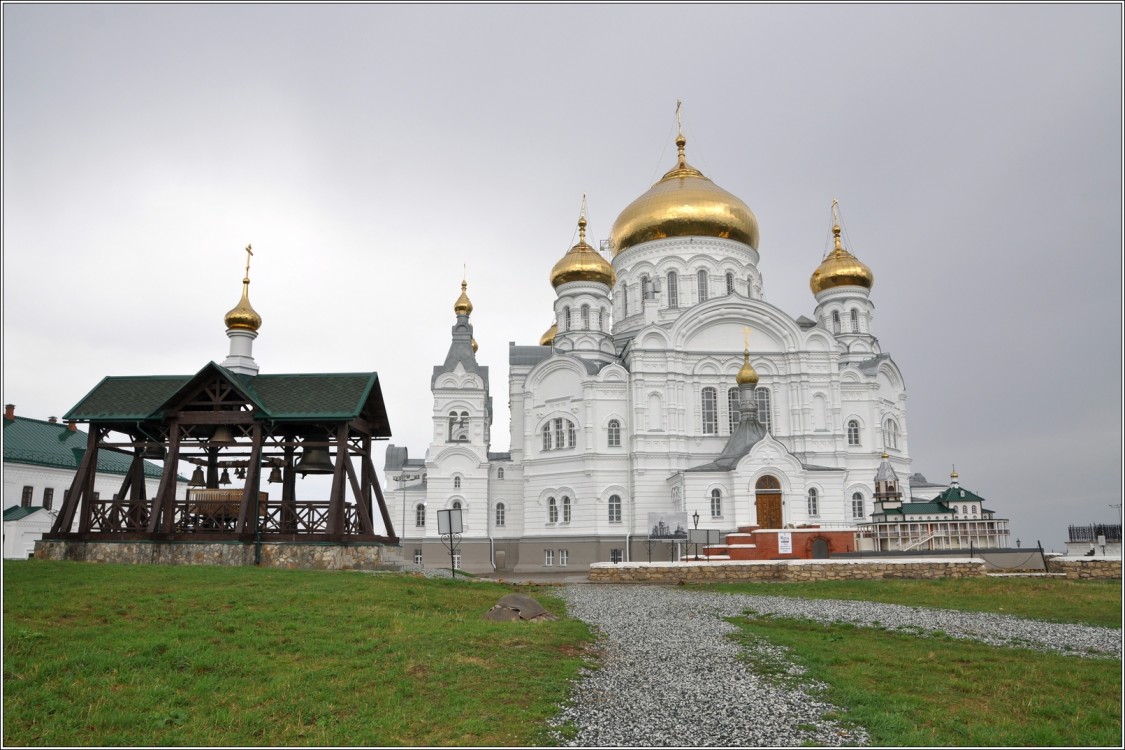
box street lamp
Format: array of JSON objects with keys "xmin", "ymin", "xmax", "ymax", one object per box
[{"xmin": 692, "ymin": 510, "xmax": 700, "ymax": 560}]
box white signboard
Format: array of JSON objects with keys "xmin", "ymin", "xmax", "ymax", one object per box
[
  {"xmin": 437, "ymin": 508, "xmax": 463, "ymax": 535},
  {"xmin": 777, "ymin": 531, "xmax": 793, "ymax": 554}
]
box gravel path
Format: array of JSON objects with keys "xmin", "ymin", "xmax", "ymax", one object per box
[{"xmin": 548, "ymin": 584, "xmax": 1122, "ymax": 747}]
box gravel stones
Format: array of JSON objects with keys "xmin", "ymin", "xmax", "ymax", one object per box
[{"xmin": 548, "ymin": 584, "xmax": 1122, "ymax": 747}]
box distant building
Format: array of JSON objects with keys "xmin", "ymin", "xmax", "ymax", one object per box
[
  {"xmin": 2, "ymin": 405, "xmax": 175, "ymax": 558},
  {"xmin": 857, "ymin": 455, "xmax": 1010, "ymax": 551},
  {"xmin": 1065, "ymin": 523, "xmax": 1122, "ymax": 557}
]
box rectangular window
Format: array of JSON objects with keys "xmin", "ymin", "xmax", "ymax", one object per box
[
  {"xmin": 414, "ymin": 548, "xmax": 423, "ymax": 565},
  {"xmin": 554, "ymin": 418, "xmax": 564, "ymax": 450},
  {"xmin": 610, "ymin": 548, "xmax": 623, "ymax": 564},
  {"xmin": 42, "ymin": 488, "xmax": 54, "ymax": 511},
  {"xmin": 21, "ymin": 486, "xmax": 33, "ymax": 508},
  {"xmin": 667, "ymin": 272, "xmax": 679, "ymax": 308},
  {"xmin": 728, "ymin": 388, "xmax": 741, "ymax": 434},
  {"xmin": 545, "ymin": 549, "xmax": 554, "ymax": 566},
  {"xmin": 701, "ymin": 387, "xmax": 718, "ymax": 435},
  {"xmin": 851, "ymin": 497, "xmax": 865, "ymax": 519},
  {"xmin": 559, "ymin": 549, "xmax": 569, "ymax": 566}
]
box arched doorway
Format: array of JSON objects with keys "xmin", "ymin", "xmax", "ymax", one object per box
[
  {"xmin": 810, "ymin": 537, "xmax": 829, "ymax": 559},
  {"xmin": 754, "ymin": 475, "xmax": 782, "ymax": 529}
]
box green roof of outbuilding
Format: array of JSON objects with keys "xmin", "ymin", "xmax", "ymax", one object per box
[
  {"xmin": 932, "ymin": 485, "xmax": 988, "ymax": 504},
  {"xmin": 63, "ymin": 362, "xmax": 391, "ymax": 435},
  {"xmin": 889, "ymin": 502, "xmax": 957, "ymax": 515},
  {"xmin": 3, "ymin": 506, "xmax": 49, "ymax": 522},
  {"xmin": 2, "ymin": 417, "xmax": 165, "ymax": 478}
]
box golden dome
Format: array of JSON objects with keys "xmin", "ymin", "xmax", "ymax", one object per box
[
  {"xmin": 735, "ymin": 349, "xmax": 759, "ymax": 385},
  {"xmin": 550, "ymin": 211, "xmax": 616, "ymax": 288},
  {"xmin": 609, "ymin": 132, "xmax": 759, "ymax": 256},
  {"xmin": 810, "ymin": 217, "xmax": 874, "ymax": 295},
  {"xmin": 471, "ymin": 337, "xmax": 478, "ymax": 353},
  {"xmin": 453, "ymin": 280, "xmax": 473, "ymax": 316},
  {"xmin": 539, "ymin": 322, "xmax": 557, "ymax": 346},
  {"xmin": 224, "ymin": 278, "xmax": 262, "ymax": 332}
]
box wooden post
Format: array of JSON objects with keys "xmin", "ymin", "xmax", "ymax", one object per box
[
  {"xmin": 148, "ymin": 421, "xmax": 182, "ymax": 534},
  {"xmin": 368, "ymin": 454, "xmax": 397, "ymax": 542},
  {"xmin": 236, "ymin": 422, "xmax": 263, "ymax": 534},
  {"xmin": 77, "ymin": 428, "xmax": 101, "ymax": 533},
  {"xmin": 344, "ymin": 453, "xmax": 374, "ymax": 535},
  {"xmin": 326, "ymin": 425, "xmax": 347, "ymax": 537},
  {"xmin": 52, "ymin": 430, "xmax": 97, "ymax": 534}
]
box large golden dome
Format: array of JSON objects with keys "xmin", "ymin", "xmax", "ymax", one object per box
[
  {"xmin": 550, "ymin": 212, "xmax": 616, "ymax": 288},
  {"xmin": 224, "ymin": 278, "xmax": 262, "ymax": 332},
  {"xmin": 453, "ymin": 280, "xmax": 473, "ymax": 316},
  {"xmin": 609, "ymin": 133, "xmax": 759, "ymax": 256},
  {"xmin": 809, "ymin": 221, "xmax": 874, "ymax": 295}
]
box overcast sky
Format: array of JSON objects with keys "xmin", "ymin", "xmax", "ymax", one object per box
[{"xmin": 4, "ymin": 4, "xmax": 1121, "ymax": 551}]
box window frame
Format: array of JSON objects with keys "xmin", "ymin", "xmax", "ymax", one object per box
[
  {"xmin": 697, "ymin": 269, "xmax": 708, "ymax": 302},
  {"xmin": 710, "ymin": 488, "xmax": 723, "ymax": 519},
  {"xmin": 559, "ymin": 549, "xmax": 569, "ymax": 566},
  {"xmin": 562, "ymin": 496, "xmax": 571, "ymax": 524},
  {"xmin": 847, "ymin": 419, "xmax": 860, "ymax": 446},
  {"xmin": 495, "ymin": 502, "xmax": 506, "ymax": 527},
  {"xmin": 608, "ymin": 494, "xmax": 622, "ymax": 524},
  {"xmin": 545, "ymin": 549, "xmax": 554, "ymax": 566},
  {"xmin": 548, "ymin": 496, "xmax": 558, "ymax": 524},
  {"xmin": 666, "ymin": 271, "xmax": 679, "ymax": 308},
  {"xmin": 607, "ymin": 419, "xmax": 621, "ymax": 447},
  {"xmin": 851, "ymin": 492, "xmax": 865, "ymax": 519},
  {"xmin": 728, "ymin": 387, "xmax": 741, "ymax": 434},
  {"xmin": 807, "ymin": 487, "xmax": 819, "ymax": 517},
  {"xmin": 701, "ymin": 386, "xmax": 718, "ymax": 435},
  {"xmin": 415, "ymin": 503, "xmax": 426, "ymax": 527}
]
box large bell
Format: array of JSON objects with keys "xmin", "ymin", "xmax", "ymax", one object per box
[
  {"xmin": 294, "ymin": 444, "xmax": 334, "ymax": 476},
  {"xmin": 209, "ymin": 425, "xmax": 237, "ymax": 447},
  {"xmin": 189, "ymin": 467, "xmax": 205, "ymax": 487},
  {"xmin": 140, "ymin": 443, "xmax": 166, "ymax": 460}
]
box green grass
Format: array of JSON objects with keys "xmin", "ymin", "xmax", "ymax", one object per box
[
  {"xmin": 698, "ymin": 577, "xmax": 1123, "ymax": 627},
  {"xmin": 3, "ymin": 561, "xmax": 594, "ymax": 747},
  {"xmin": 729, "ymin": 614, "xmax": 1122, "ymax": 747}
]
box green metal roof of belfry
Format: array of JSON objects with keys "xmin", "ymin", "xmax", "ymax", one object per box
[
  {"xmin": 64, "ymin": 362, "xmax": 391, "ymax": 435},
  {"xmin": 3, "ymin": 416, "xmax": 165, "ymax": 478}
]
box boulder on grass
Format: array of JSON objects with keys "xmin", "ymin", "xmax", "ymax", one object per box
[{"xmin": 482, "ymin": 593, "xmax": 559, "ymax": 622}]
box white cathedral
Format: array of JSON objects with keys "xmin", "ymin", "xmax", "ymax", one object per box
[{"xmin": 384, "ymin": 128, "xmax": 920, "ymax": 573}]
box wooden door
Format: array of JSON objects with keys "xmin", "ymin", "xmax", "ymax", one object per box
[{"xmin": 755, "ymin": 493, "xmax": 782, "ymax": 529}]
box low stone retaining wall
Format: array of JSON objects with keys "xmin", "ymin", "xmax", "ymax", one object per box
[
  {"xmin": 1045, "ymin": 556, "xmax": 1122, "ymax": 580},
  {"xmin": 33, "ymin": 539, "xmax": 390, "ymax": 570},
  {"xmin": 589, "ymin": 557, "xmax": 988, "ymax": 583}
]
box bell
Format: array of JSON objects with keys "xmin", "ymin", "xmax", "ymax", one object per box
[
  {"xmin": 294, "ymin": 445, "xmax": 334, "ymax": 476},
  {"xmin": 141, "ymin": 443, "xmax": 166, "ymax": 460},
  {"xmin": 219, "ymin": 468, "xmax": 232, "ymax": 485},
  {"xmin": 209, "ymin": 425, "xmax": 236, "ymax": 447},
  {"xmin": 189, "ymin": 467, "xmax": 205, "ymax": 487},
  {"xmin": 236, "ymin": 467, "xmax": 246, "ymax": 480},
  {"xmin": 267, "ymin": 466, "xmax": 283, "ymax": 484}
]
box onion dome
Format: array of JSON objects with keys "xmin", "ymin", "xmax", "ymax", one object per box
[
  {"xmin": 224, "ymin": 246, "xmax": 262, "ymax": 331},
  {"xmin": 809, "ymin": 211, "xmax": 874, "ymax": 295},
  {"xmin": 453, "ymin": 280, "xmax": 473, "ymax": 316},
  {"xmin": 609, "ymin": 131, "xmax": 759, "ymax": 256},
  {"xmin": 735, "ymin": 348, "xmax": 759, "ymax": 385},
  {"xmin": 539, "ymin": 322, "xmax": 557, "ymax": 346},
  {"xmin": 550, "ymin": 210, "xmax": 616, "ymax": 288},
  {"xmin": 471, "ymin": 337, "xmax": 479, "ymax": 353}
]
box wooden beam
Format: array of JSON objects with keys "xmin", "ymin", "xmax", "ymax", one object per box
[
  {"xmin": 326, "ymin": 424, "xmax": 347, "ymax": 537},
  {"xmin": 344, "ymin": 453, "xmax": 374, "ymax": 535},
  {"xmin": 175, "ymin": 412, "xmax": 256, "ymax": 425},
  {"xmin": 235, "ymin": 423, "xmax": 264, "ymax": 534},
  {"xmin": 148, "ymin": 421, "xmax": 182, "ymax": 534},
  {"xmin": 77, "ymin": 428, "xmax": 103, "ymax": 533},
  {"xmin": 52, "ymin": 429, "xmax": 98, "ymax": 534},
  {"xmin": 367, "ymin": 454, "xmax": 397, "ymax": 543}
]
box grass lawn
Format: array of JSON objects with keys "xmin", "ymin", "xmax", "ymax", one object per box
[
  {"xmin": 699, "ymin": 577, "xmax": 1123, "ymax": 628},
  {"xmin": 729, "ymin": 615, "xmax": 1122, "ymax": 747},
  {"xmin": 3, "ymin": 561, "xmax": 594, "ymax": 747}
]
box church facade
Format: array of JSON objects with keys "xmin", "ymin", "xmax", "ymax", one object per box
[{"xmin": 385, "ymin": 128, "xmax": 925, "ymax": 574}]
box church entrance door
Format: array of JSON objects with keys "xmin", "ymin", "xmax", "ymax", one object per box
[{"xmin": 754, "ymin": 475, "xmax": 783, "ymax": 529}]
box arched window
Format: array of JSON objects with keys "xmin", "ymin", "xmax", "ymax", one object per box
[
  {"xmin": 595, "ymin": 308, "xmax": 603, "ymax": 331},
  {"xmin": 746, "ymin": 274, "xmax": 754, "ymax": 297},
  {"xmin": 554, "ymin": 418, "xmax": 564, "ymax": 450},
  {"xmin": 641, "ymin": 274, "xmax": 653, "ymax": 300},
  {"xmin": 567, "ymin": 421, "xmax": 576, "ymax": 448},
  {"xmin": 608, "ymin": 419, "xmax": 621, "ymax": 447},
  {"xmin": 564, "ymin": 306, "xmax": 572, "ymax": 331},
  {"xmin": 562, "ymin": 496, "xmax": 571, "ymax": 523},
  {"xmin": 453, "ymin": 475, "xmax": 461, "ymax": 489},
  {"xmin": 542, "ymin": 423, "xmax": 551, "ymax": 451},
  {"xmin": 831, "ymin": 310, "xmax": 841, "ymax": 334},
  {"xmin": 621, "ymin": 285, "xmax": 628, "ymax": 316},
  {"xmin": 755, "ymin": 388, "xmax": 772, "ymax": 434},
  {"xmin": 962, "ymin": 505, "xmax": 968, "ymax": 515},
  {"xmin": 581, "ymin": 304, "xmax": 590, "ymax": 329},
  {"xmin": 448, "ymin": 411, "xmax": 458, "ymax": 441},
  {"xmin": 851, "ymin": 309, "xmax": 860, "ymax": 332},
  {"xmin": 883, "ymin": 418, "xmax": 900, "ymax": 450},
  {"xmin": 667, "ymin": 271, "xmax": 679, "ymax": 308},
  {"xmin": 851, "ymin": 492, "xmax": 865, "ymax": 519},
  {"xmin": 548, "ymin": 497, "xmax": 558, "ymax": 523},
  {"xmin": 448, "ymin": 411, "xmax": 468, "ymax": 442},
  {"xmin": 495, "ymin": 502, "xmax": 506, "ymax": 526},
  {"xmin": 452, "ymin": 500, "xmax": 462, "ymax": 511},
  {"xmin": 711, "ymin": 488, "xmax": 722, "ymax": 518},
  {"xmin": 415, "ymin": 504, "xmax": 426, "ymax": 527},
  {"xmin": 608, "ymin": 494, "xmax": 622, "ymax": 523},
  {"xmin": 701, "ymin": 387, "xmax": 718, "ymax": 434},
  {"xmin": 728, "ymin": 387, "xmax": 741, "ymax": 434},
  {"xmin": 697, "ymin": 270, "xmax": 709, "ymax": 302},
  {"xmin": 847, "ymin": 420, "xmax": 861, "ymax": 446},
  {"xmin": 725, "ymin": 272, "xmax": 735, "ymax": 295},
  {"xmin": 497, "ymin": 467, "xmax": 505, "ymax": 480},
  {"xmin": 807, "ymin": 488, "xmax": 819, "ymax": 516}
]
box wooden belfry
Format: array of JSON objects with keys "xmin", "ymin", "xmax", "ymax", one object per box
[
  {"xmin": 49, "ymin": 363, "xmax": 396, "ymax": 543},
  {"xmin": 48, "ymin": 245, "xmax": 397, "ymax": 546}
]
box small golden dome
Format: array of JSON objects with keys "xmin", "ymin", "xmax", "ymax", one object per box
[
  {"xmin": 550, "ymin": 211, "xmax": 616, "ymax": 288},
  {"xmin": 224, "ymin": 278, "xmax": 262, "ymax": 332},
  {"xmin": 471, "ymin": 337, "xmax": 478, "ymax": 353},
  {"xmin": 810, "ymin": 218, "xmax": 874, "ymax": 295},
  {"xmin": 539, "ymin": 322, "xmax": 558, "ymax": 346},
  {"xmin": 735, "ymin": 349, "xmax": 759, "ymax": 385},
  {"xmin": 453, "ymin": 280, "xmax": 473, "ymax": 316},
  {"xmin": 609, "ymin": 132, "xmax": 759, "ymax": 256}
]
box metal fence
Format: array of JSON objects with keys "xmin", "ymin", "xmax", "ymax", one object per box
[{"xmin": 1068, "ymin": 524, "xmax": 1122, "ymax": 543}]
